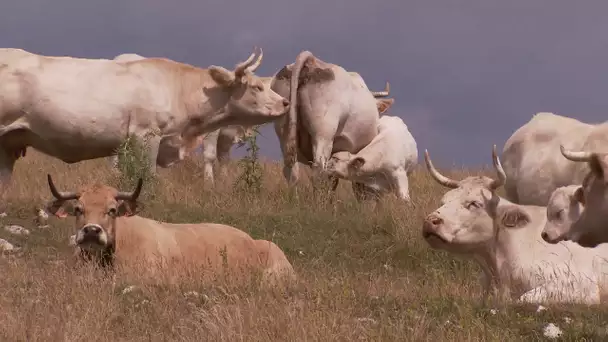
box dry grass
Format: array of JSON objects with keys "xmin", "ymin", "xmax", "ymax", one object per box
[{"xmin": 0, "ymin": 150, "xmax": 607, "ymax": 341}]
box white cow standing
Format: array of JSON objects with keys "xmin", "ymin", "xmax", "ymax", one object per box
[
  {"xmin": 422, "ymin": 145, "xmax": 608, "ymax": 304},
  {"xmin": 110, "ymin": 53, "xmax": 256, "ymax": 186},
  {"xmin": 188, "ymin": 125, "xmax": 256, "ymax": 186},
  {"xmin": 325, "ymin": 115, "xmax": 418, "ymax": 203},
  {"xmin": 501, "ymin": 112, "xmax": 608, "ymax": 206},
  {"xmin": 267, "ymin": 51, "xmax": 393, "ymax": 191},
  {"xmin": 0, "ymin": 47, "xmax": 289, "ymax": 213}
]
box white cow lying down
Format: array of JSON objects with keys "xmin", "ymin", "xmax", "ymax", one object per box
[
  {"xmin": 422, "ymin": 145, "xmax": 608, "ymax": 304},
  {"xmin": 326, "ymin": 115, "xmax": 418, "ymax": 202}
]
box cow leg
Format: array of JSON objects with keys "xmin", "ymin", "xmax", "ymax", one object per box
[
  {"xmin": 391, "ymin": 168, "xmax": 411, "ymax": 203},
  {"xmin": 310, "ymin": 137, "xmax": 335, "ymax": 199},
  {"xmin": 201, "ymin": 130, "xmax": 220, "ymax": 186},
  {"xmin": 0, "ymin": 147, "xmax": 17, "ymax": 215}
]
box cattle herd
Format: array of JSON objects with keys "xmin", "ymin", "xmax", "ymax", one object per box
[{"xmin": 2, "ymin": 47, "xmax": 608, "ymax": 305}]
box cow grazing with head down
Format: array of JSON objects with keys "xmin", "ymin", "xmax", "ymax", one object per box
[
  {"xmin": 110, "ymin": 53, "xmax": 257, "ymax": 185},
  {"xmin": 325, "ymin": 115, "xmax": 418, "ymax": 203},
  {"xmin": 265, "ymin": 51, "xmax": 392, "ymax": 192},
  {"xmin": 547, "ymin": 145, "xmax": 608, "ymax": 248},
  {"xmin": 0, "ymin": 47, "xmax": 289, "ymax": 213},
  {"xmin": 500, "ymin": 112, "xmax": 608, "ymax": 206},
  {"xmin": 422, "ymin": 145, "xmax": 608, "ymax": 304},
  {"xmin": 45, "ymin": 175, "xmax": 296, "ymax": 288},
  {"xmin": 540, "ymin": 185, "xmax": 584, "ymax": 244}
]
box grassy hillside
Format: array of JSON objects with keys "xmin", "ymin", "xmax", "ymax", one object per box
[{"xmin": 0, "ymin": 150, "xmax": 606, "ymax": 341}]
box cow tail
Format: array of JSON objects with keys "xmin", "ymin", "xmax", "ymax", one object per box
[{"xmin": 284, "ymin": 51, "xmax": 314, "ymax": 169}]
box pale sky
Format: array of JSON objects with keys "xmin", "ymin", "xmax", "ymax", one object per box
[{"xmin": 3, "ymin": 0, "xmax": 608, "ymax": 167}]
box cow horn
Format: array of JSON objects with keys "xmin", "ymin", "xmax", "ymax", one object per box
[
  {"xmin": 47, "ymin": 174, "xmax": 79, "ymax": 201},
  {"xmin": 489, "ymin": 144, "xmax": 506, "ymax": 190},
  {"xmin": 246, "ymin": 48, "xmax": 264, "ymax": 73},
  {"xmin": 235, "ymin": 46, "xmax": 261, "ymax": 76},
  {"xmin": 371, "ymin": 82, "xmax": 390, "ymax": 97},
  {"xmin": 116, "ymin": 178, "xmax": 143, "ymax": 201},
  {"xmin": 425, "ymin": 149, "xmax": 459, "ymax": 189},
  {"xmin": 560, "ymin": 145, "xmax": 594, "ymax": 162}
]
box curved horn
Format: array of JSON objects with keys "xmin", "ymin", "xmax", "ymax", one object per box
[
  {"xmin": 489, "ymin": 144, "xmax": 506, "ymax": 190},
  {"xmin": 116, "ymin": 178, "xmax": 143, "ymax": 201},
  {"xmin": 371, "ymin": 82, "xmax": 390, "ymax": 97},
  {"xmin": 424, "ymin": 149, "xmax": 459, "ymax": 189},
  {"xmin": 47, "ymin": 174, "xmax": 79, "ymax": 201},
  {"xmin": 234, "ymin": 46, "xmax": 260, "ymax": 76},
  {"xmin": 246, "ymin": 48, "xmax": 264, "ymax": 73},
  {"xmin": 560, "ymin": 144, "xmax": 593, "ymax": 162}
]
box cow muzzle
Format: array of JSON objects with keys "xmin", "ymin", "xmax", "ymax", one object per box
[
  {"xmin": 76, "ymin": 224, "xmax": 107, "ymax": 247},
  {"xmin": 422, "ymin": 215, "xmax": 448, "ymax": 243}
]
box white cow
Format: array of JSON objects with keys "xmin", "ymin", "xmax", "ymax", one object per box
[
  {"xmin": 189, "ymin": 125, "xmax": 256, "ymax": 186},
  {"xmin": 500, "ymin": 112, "xmax": 608, "ymax": 206},
  {"xmin": 0, "ymin": 47, "xmax": 289, "ymax": 211},
  {"xmin": 267, "ymin": 51, "xmax": 393, "ymax": 190},
  {"xmin": 550, "ymin": 145, "xmax": 608, "ymax": 247},
  {"xmin": 325, "ymin": 115, "xmax": 418, "ymax": 202},
  {"xmin": 422, "ymin": 145, "xmax": 608, "ymax": 304},
  {"xmin": 110, "ymin": 53, "xmax": 256, "ymax": 185},
  {"xmin": 540, "ymin": 185, "xmax": 584, "ymax": 244}
]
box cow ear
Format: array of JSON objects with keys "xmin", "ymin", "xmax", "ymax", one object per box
[
  {"xmin": 46, "ymin": 200, "xmax": 74, "ymax": 219},
  {"xmin": 117, "ymin": 200, "xmax": 141, "ymax": 217},
  {"xmin": 376, "ymin": 98, "xmax": 395, "ymax": 114},
  {"xmin": 573, "ymin": 186, "xmax": 585, "ymax": 205},
  {"xmin": 588, "ymin": 154, "xmax": 608, "ymax": 180},
  {"xmin": 500, "ymin": 207, "xmax": 530, "ymax": 228},
  {"xmin": 349, "ymin": 157, "xmax": 365, "ymax": 170},
  {"xmin": 209, "ymin": 66, "xmax": 236, "ymax": 87}
]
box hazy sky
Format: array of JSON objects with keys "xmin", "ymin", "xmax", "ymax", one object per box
[{"xmin": 3, "ymin": 0, "xmax": 608, "ymax": 167}]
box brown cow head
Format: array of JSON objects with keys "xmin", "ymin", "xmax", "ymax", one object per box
[{"xmin": 46, "ymin": 175, "xmax": 143, "ymax": 255}]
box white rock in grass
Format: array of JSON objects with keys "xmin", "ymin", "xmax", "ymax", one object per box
[
  {"xmin": 4, "ymin": 225, "xmax": 30, "ymax": 236},
  {"xmin": 543, "ymin": 323, "xmax": 563, "ymax": 339},
  {"xmin": 0, "ymin": 238, "xmax": 18, "ymax": 252}
]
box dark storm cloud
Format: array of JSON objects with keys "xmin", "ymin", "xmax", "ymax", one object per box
[{"xmin": 3, "ymin": 0, "xmax": 608, "ymax": 167}]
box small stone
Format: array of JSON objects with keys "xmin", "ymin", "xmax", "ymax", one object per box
[
  {"xmin": 4, "ymin": 225, "xmax": 30, "ymax": 236},
  {"xmin": 0, "ymin": 238, "xmax": 17, "ymax": 252},
  {"xmin": 183, "ymin": 291, "xmax": 200, "ymax": 299},
  {"xmin": 543, "ymin": 323, "xmax": 563, "ymax": 339},
  {"xmin": 122, "ymin": 285, "xmax": 137, "ymax": 295}
]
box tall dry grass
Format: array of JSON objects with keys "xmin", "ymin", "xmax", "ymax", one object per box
[{"xmin": 0, "ymin": 150, "xmax": 607, "ymax": 341}]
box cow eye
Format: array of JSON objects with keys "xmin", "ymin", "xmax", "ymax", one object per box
[
  {"xmin": 73, "ymin": 206, "xmax": 84, "ymax": 216},
  {"xmin": 466, "ymin": 201, "xmax": 482, "ymax": 209},
  {"xmin": 255, "ymin": 85, "xmax": 264, "ymax": 92},
  {"xmin": 107, "ymin": 208, "xmax": 117, "ymax": 217},
  {"xmin": 555, "ymin": 209, "xmax": 564, "ymax": 220}
]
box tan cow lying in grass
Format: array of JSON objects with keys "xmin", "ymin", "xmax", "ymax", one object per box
[
  {"xmin": 422, "ymin": 145, "xmax": 608, "ymax": 304},
  {"xmin": 45, "ymin": 175, "xmax": 296, "ymax": 289}
]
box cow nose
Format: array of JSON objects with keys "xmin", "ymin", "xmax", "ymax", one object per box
[
  {"xmin": 282, "ymin": 98, "xmax": 290, "ymax": 107},
  {"xmin": 426, "ymin": 215, "xmax": 443, "ymax": 227},
  {"xmin": 541, "ymin": 232, "xmax": 549, "ymax": 241},
  {"xmin": 82, "ymin": 225, "xmax": 101, "ymax": 234}
]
